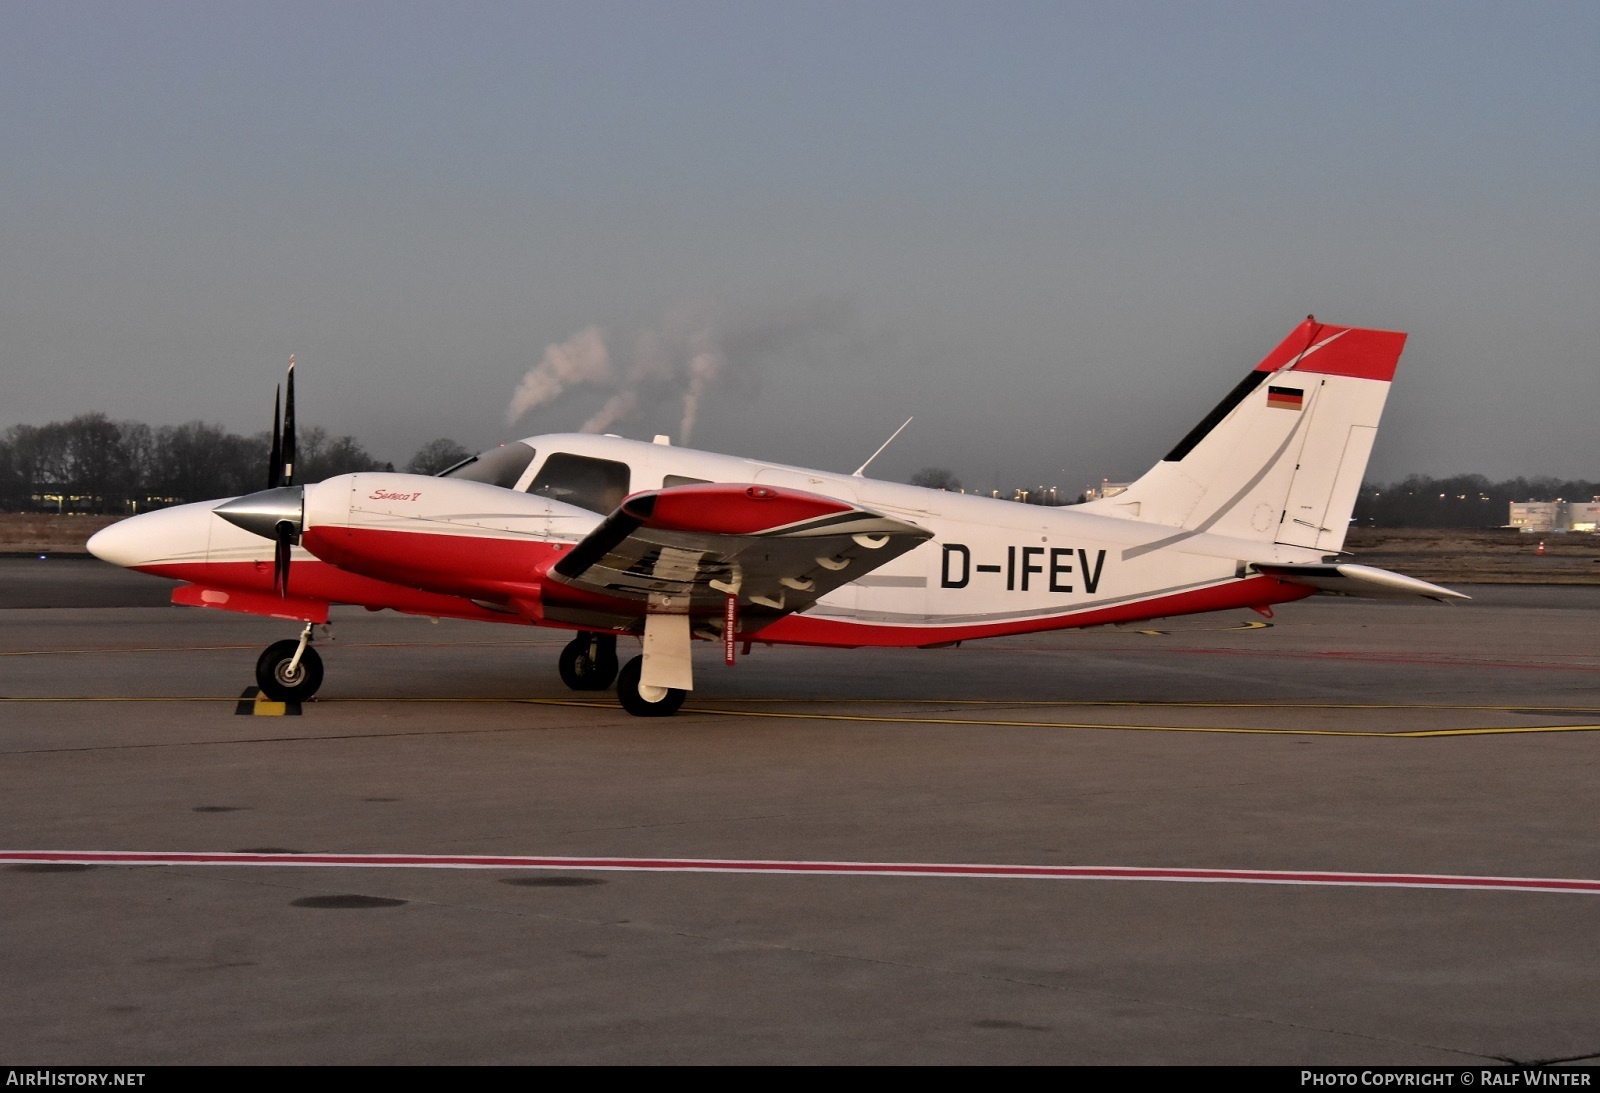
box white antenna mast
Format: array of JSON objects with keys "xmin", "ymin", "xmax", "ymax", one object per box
[{"xmin": 852, "ymin": 417, "xmax": 913, "ymax": 478}]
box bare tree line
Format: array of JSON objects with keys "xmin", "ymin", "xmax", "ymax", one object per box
[
  {"xmin": 3, "ymin": 414, "xmax": 1591, "ymax": 526},
  {"xmin": 1353, "ymin": 475, "xmax": 1600, "ymax": 529},
  {"xmin": 0, "ymin": 413, "xmax": 470, "ymax": 513},
  {"xmin": 905, "ymin": 468, "xmax": 1590, "ymax": 526}
]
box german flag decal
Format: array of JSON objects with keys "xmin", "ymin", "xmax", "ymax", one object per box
[{"xmin": 1267, "ymin": 385, "xmax": 1304, "ymax": 411}]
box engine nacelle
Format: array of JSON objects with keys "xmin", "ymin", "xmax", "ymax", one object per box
[{"xmin": 298, "ymin": 473, "xmax": 598, "ymax": 604}]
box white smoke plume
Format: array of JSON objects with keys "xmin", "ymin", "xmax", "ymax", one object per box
[
  {"xmin": 505, "ymin": 299, "xmax": 852, "ymax": 442},
  {"xmin": 505, "ymin": 326, "xmax": 611, "ymax": 424},
  {"xmin": 507, "ymin": 313, "xmax": 724, "ymax": 442},
  {"xmin": 680, "ymin": 337, "xmax": 724, "ymax": 446},
  {"xmin": 579, "ymin": 387, "xmax": 637, "ymax": 435}
]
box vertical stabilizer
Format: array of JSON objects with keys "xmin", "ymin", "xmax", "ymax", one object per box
[{"xmin": 1084, "ymin": 318, "xmax": 1405, "ymax": 553}]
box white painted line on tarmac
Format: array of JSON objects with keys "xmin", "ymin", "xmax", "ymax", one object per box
[{"xmin": 6, "ymin": 850, "xmax": 1600, "ymax": 896}]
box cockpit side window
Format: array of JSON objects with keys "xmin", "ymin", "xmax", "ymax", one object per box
[
  {"xmin": 663, "ymin": 474, "xmax": 711, "ymax": 488},
  {"xmin": 526, "ymin": 453, "xmax": 631, "ymax": 514},
  {"xmin": 438, "ymin": 442, "xmax": 537, "ymax": 489}
]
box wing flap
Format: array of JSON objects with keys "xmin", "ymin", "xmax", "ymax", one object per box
[{"xmin": 548, "ymin": 483, "xmax": 932, "ymax": 621}]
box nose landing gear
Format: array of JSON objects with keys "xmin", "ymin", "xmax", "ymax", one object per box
[
  {"xmin": 558, "ymin": 632, "xmax": 620, "ymax": 692},
  {"xmin": 255, "ymin": 623, "xmax": 325, "ymax": 703}
]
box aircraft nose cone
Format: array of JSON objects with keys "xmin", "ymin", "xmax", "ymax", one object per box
[
  {"xmin": 214, "ymin": 486, "xmax": 305, "ymax": 541},
  {"xmin": 86, "ymin": 501, "xmax": 216, "ymax": 569},
  {"xmin": 86, "ymin": 519, "xmax": 142, "ymax": 568}
]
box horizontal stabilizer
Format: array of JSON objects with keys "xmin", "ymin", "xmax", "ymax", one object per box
[{"xmin": 1254, "ymin": 563, "xmax": 1468, "ymax": 603}]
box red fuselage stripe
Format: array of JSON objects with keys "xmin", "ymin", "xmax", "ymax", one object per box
[
  {"xmin": 136, "ymin": 558, "xmax": 528, "ymax": 626},
  {"xmin": 145, "ymin": 529, "xmax": 1313, "ymax": 649},
  {"xmin": 752, "ymin": 576, "xmax": 1315, "ymax": 647}
]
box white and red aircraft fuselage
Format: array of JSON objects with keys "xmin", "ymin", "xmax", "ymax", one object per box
[{"xmin": 88, "ymin": 317, "xmax": 1463, "ymax": 715}]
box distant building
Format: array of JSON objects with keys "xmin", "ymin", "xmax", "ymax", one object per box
[
  {"xmin": 30, "ymin": 492, "xmax": 179, "ymax": 516},
  {"xmin": 1509, "ymin": 502, "xmax": 1559, "ymax": 533},
  {"xmin": 1007, "ymin": 486, "xmax": 1069, "ymax": 506},
  {"xmin": 1508, "ymin": 499, "xmax": 1600, "ymax": 533},
  {"xmin": 1083, "ymin": 480, "xmax": 1131, "ymax": 501},
  {"xmin": 1569, "ymin": 502, "xmax": 1600, "ymax": 533}
]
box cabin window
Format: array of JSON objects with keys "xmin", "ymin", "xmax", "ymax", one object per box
[
  {"xmin": 438, "ymin": 442, "xmax": 537, "ymax": 489},
  {"xmin": 663, "ymin": 474, "xmax": 711, "ymax": 489},
  {"xmin": 526, "ymin": 453, "xmax": 631, "ymax": 514}
]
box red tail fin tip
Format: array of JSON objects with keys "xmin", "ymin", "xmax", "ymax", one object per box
[{"xmin": 1254, "ymin": 318, "xmax": 1406, "ymax": 382}]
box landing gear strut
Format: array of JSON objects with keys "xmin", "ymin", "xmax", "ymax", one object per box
[
  {"xmin": 616, "ymin": 655, "xmax": 686, "ymax": 717},
  {"xmin": 256, "ymin": 623, "xmax": 324, "ymax": 702},
  {"xmin": 558, "ymin": 632, "xmax": 620, "ymax": 692}
]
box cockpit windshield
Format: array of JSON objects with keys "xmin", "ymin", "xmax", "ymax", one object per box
[{"xmin": 437, "ymin": 442, "xmax": 537, "ymax": 489}]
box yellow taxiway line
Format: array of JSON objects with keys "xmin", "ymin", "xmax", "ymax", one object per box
[{"xmin": 8, "ymin": 695, "xmax": 1596, "ymax": 738}]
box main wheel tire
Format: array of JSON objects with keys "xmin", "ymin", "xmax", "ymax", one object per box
[
  {"xmin": 616, "ymin": 655, "xmax": 686, "ymax": 717},
  {"xmin": 255, "ymin": 640, "xmax": 324, "ymax": 703},
  {"xmin": 558, "ymin": 634, "xmax": 620, "ymax": 691}
]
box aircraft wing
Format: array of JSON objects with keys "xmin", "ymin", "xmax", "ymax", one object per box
[
  {"xmin": 1254, "ymin": 562, "xmax": 1468, "ymax": 602},
  {"xmin": 542, "ymin": 483, "xmax": 933, "ymax": 627}
]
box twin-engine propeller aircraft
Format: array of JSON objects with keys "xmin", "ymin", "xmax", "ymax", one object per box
[{"xmin": 89, "ymin": 317, "xmax": 1464, "ymax": 716}]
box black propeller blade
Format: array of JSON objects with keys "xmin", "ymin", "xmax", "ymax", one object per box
[
  {"xmin": 276, "ymin": 356, "xmax": 297, "ymax": 595},
  {"xmin": 274, "ymin": 519, "xmax": 294, "ymax": 597},
  {"xmin": 282, "ymin": 355, "xmax": 296, "ymax": 489},
  {"xmin": 218, "ymin": 356, "xmax": 307, "ymax": 598},
  {"xmin": 267, "ymin": 385, "xmax": 282, "ymax": 489},
  {"xmin": 247, "ymin": 355, "xmax": 300, "ymax": 596}
]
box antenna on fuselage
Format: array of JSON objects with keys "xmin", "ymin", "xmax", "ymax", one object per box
[{"xmin": 852, "ymin": 417, "xmax": 913, "ymax": 478}]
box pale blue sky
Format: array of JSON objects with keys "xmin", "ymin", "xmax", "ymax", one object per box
[{"xmin": 4, "ymin": 2, "xmax": 1596, "ymax": 489}]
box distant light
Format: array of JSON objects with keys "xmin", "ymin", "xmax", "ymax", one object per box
[{"xmin": 38, "ymin": 554, "xmax": 47, "ymax": 560}]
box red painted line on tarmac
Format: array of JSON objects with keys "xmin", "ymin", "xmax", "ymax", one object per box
[{"xmin": 5, "ymin": 850, "xmax": 1600, "ymax": 895}]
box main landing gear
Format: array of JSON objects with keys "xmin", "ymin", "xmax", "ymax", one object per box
[
  {"xmin": 558, "ymin": 632, "xmax": 685, "ymax": 716},
  {"xmin": 558, "ymin": 632, "xmax": 620, "ymax": 692},
  {"xmin": 253, "ymin": 625, "xmax": 686, "ymax": 715},
  {"xmin": 255, "ymin": 623, "xmax": 324, "ymax": 703}
]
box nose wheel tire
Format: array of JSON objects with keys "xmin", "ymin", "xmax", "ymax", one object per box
[
  {"xmin": 616, "ymin": 655, "xmax": 686, "ymax": 717},
  {"xmin": 256, "ymin": 640, "xmax": 324, "ymax": 703},
  {"xmin": 558, "ymin": 634, "xmax": 620, "ymax": 691}
]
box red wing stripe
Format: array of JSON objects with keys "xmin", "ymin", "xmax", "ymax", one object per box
[
  {"xmin": 6, "ymin": 850, "xmax": 1599, "ymax": 895},
  {"xmin": 623, "ymin": 483, "xmax": 855, "ymax": 536}
]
